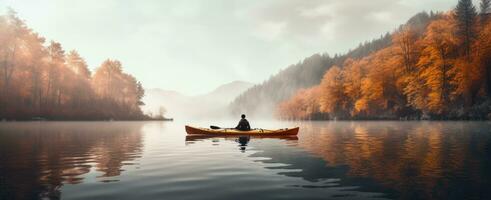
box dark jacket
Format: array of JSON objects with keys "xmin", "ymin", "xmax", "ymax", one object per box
[{"xmin": 235, "ymin": 118, "xmax": 251, "ymax": 131}]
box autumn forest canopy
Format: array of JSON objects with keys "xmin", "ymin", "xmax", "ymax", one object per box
[
  {"xmin": 276, "ymin": 0, "xmax": 491, "ymax": 120},
  {"xmin": 0, "ymin": 10, "xmax": 146, "ymax": 120}
]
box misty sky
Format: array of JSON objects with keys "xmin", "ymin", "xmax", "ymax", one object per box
[{"xmin": 0, "ymin": 0, "xmax": 457, "ymax": 95}]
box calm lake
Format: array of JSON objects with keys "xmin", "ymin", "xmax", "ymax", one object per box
[{"xmin": 1, "ymin": 121, "xmax": 490, "ymax": 200}]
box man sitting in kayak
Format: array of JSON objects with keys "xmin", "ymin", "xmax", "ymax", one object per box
[{"xmin": 235, "ymin": 114, "xmax": 251, "ymax": 131}]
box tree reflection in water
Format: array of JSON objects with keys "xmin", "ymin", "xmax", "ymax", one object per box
[
  {"xmin": 186, "ymin": 134, "xmax": 392, "ymax": 199},
  {"xmin": 295, "ymin": 121, "xmax": 491, "ymax": 200},
  {"xmin": 0, "ymin": 122, "xmax": 144, "ymax": 200}
]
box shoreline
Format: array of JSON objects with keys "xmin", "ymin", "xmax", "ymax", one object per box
[
  {"xmin": 2, "ymin": 119, "xmax": 491, "ymax": 122},
  {"xmin": 0, "ymin": 118, "xmax": 174, "ymax": 122}
]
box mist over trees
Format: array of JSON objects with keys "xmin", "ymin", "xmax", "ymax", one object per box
[
  {"xmin": 0, "ymin": 10, "xmax": 146, "ymax": 120},
  {"xmin": 230, "ymin": 33, "xmax": 393, "ymax": 118},
  {"xmin": 277, "ymin": 1, "xmax": 491, "ymax": 120}
]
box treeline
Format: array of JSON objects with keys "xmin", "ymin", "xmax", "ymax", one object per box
[
  {"xmin": 0, "ymin": 10, "xmax": 147, "ymax": 120},
  {"xmin": 230, "ymin": 35, "xmax": 394, "ymax": 117},
  {"xmin": 230, "ymin": 13, "xmax": 437, "ymax": 117},
  {"xmin": 277, "ymin": 0, "xmax": 491, "ymax": 120},
  {"xmin": 230, "ymin": 53, "xmax": 335, "ymax": 117}
]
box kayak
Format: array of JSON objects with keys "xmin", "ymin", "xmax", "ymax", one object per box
[{"xmin": 185, "ymin": 125, "xmax": 299, "ymax": 136}]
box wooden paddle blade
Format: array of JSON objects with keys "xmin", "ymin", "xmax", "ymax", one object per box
[{"xmin": 210, "ymin": 126, "xmax": 221, "ymax": 130}]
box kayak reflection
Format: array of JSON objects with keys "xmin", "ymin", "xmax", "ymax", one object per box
[
  {"xmin": 185, "ymin": 135, "xmax": 298, "ymax": 152},
  {"xmin": 236, "ymin": 136, "xmax": 250, "ymax": 152},
  {"xmin": 185, "ymin": 135, "xmax": 298, "ymax": 142}
]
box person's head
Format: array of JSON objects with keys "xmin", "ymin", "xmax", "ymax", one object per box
[{"xmin": 241, "ymin": 114, "xmax": 246, "ymax": 119}]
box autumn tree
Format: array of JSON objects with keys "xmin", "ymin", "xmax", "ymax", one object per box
[
  {"xmin": 319, "ymin": 66, "xmax": 347, "ymax": 118},
  {"xmin": 92, "ymin": 59, "xmax": 122, "ymax": 100},
  {"xmin": 23, "ymin": 32, "xmax": 46, "ymax": 113},
  {"xmin": 92, "ymin": 59, "xmax": 146, "ymax": 119},
  {"xmin": 45, "ymin": 41, "xmax": 65, "ymax": 110},
  {"xmin": 66, "ymin": 50, "xmax": 90, "ymax": 78},
  {"xmin": 0, "ymin": 9, "xmax": 28, "ymax": 111},
  {"xmin": 393, "ymin": 26, "xmax": 420, "ymax": 73},
  {"xmin": 66, "ymin": 50, "xmax": 92, "ymax": 108},
  {"xmin": 276, "ymin": 87, "xmax": 320, "ymax": 120},
  {"xmin": 342, "ymin": 59, "xmax": 365, "ymax": 115},
  {"xmin": 361, "ymin": 48, "xmax": 405, "ymax": 118},
  {"xmin": 393, "ymin": 25, "xmax": 425, "ymax": 117},
  {"xmin": 418, "ymin": 16, "xmax": 459, "ymax": 115}
]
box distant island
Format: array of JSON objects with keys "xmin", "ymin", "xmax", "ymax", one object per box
[{"xmin": 232, "ymin": 0, "xmax": 491, "ymax": 120}]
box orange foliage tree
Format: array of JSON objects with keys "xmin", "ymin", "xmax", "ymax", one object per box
[
  {"xmin": 276, "ymin": 87, "xmax": 321, "ymax": 120},
  {"xmin": 319, "ymin": 66, "xmax": 348, "ymax": 118},
  {"xmin": 417, "ymin": 15, "xmax": 459, "ymax": 114}
]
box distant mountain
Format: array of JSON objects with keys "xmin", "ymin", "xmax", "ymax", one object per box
[
  {"xmin": 199, "ymin": 81, "xmax": 254, "ymax": 104},
  {"xmin": 230, "ymin": 11, "xmax": 435, "ymax": 118},
  {"xmin": 141, "ymin": 81, "xmax": 253, "ymax": 120}
]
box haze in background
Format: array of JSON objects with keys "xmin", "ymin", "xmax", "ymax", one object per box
[
  {"xmin": 0, "ymin": 0, "xmax": 455, "ymax": 95},
  {"xmin": 142, "ymin": 81, "xmax": 253, "ymax": 119}
]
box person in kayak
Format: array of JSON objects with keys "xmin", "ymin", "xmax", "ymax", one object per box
[{"xmin": 235, "ymin": 114, "xmax": 251, "ymax": 131}]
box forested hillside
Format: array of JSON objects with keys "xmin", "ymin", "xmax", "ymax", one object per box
[
  {"xmin": 230, "ymin": 12, "xmax": 437, "ymax": 118},
  {"xmin": 277, "ymin": 0, "xmax": 491, "ymax": 120},
  {"xmin": 0, "ymin": 10, "xmax": 147, "ymax": 120}
]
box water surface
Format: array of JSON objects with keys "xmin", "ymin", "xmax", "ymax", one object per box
[{"xmin": 0, "ymin": 121, "xmax": 490, "ymax": 200}]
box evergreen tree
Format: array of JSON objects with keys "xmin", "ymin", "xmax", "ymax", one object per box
[
  {"xmin": 136, "ymin": 82, "xmax": 145, "ymax": 106},
  {"xmin": 455, "ymin": 0, "xmax": 477, "ymax": 59},
  {"xmin": 482, "ymin": 0, "xmax": 491, "ymax": 14},
  {"xmin": 481, "ymin": 0, "xmax": 491, "ymax": 25}
]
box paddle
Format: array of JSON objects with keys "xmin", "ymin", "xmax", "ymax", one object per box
[
  {"xmin": 211, "ymin": 125, "xmax": 253, "ymax": 130},
  {"xmin": 210, "ymin": 125, "xmax": 224, "ymax": 130}
]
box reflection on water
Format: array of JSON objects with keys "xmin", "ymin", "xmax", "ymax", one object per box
[
  {"xmin": 185, "ymin": 135, "xmax": 298, "ymax": 152},
  {"xmin": 250, "ymin": 138, "xmax": 395, "ymax": 197},
  {"xmin": 185, "ymin": 134, "xmax": 387, "ymax": 200},
  {"xmin": 1, "ymin": 121, "xmax": 490, "ymax": 200},
  {"xmin": 236, "ymin": 136, "xmax": 250, "ymax": 152},
  {"xmin": 0, "ymin": 122, "xmax": 144, "ymax": 200},
  {"xmin": 297, "ymin": 121, "xmax": 491, "ymax": 200}
]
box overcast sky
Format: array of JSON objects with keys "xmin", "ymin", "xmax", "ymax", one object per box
[{"xmin": 0, "ymin": 0, "xmax": 457, "ymax": 95}]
